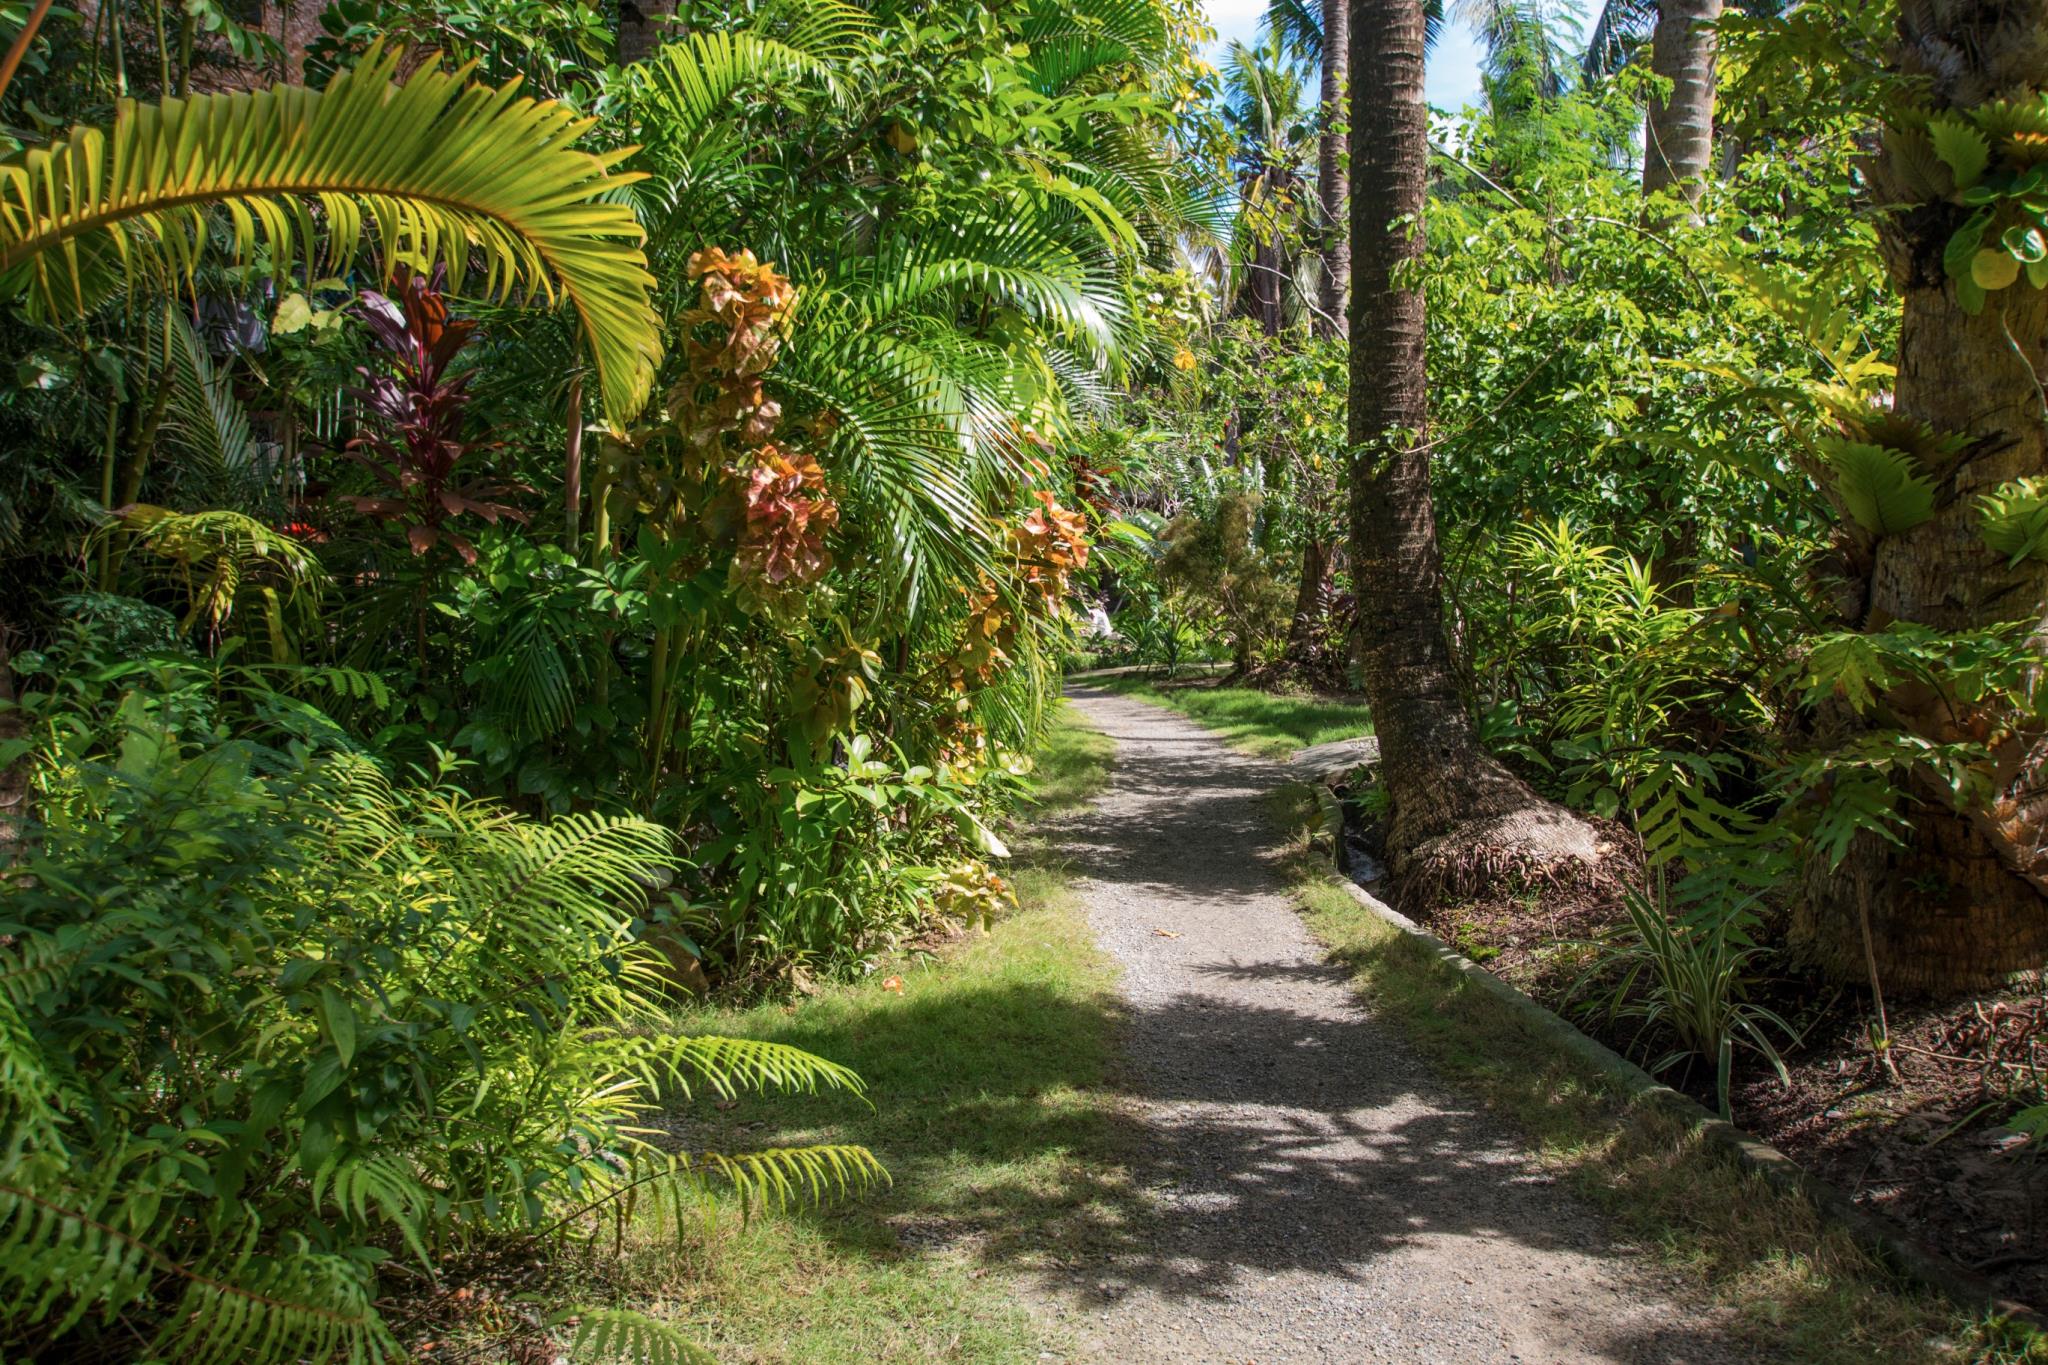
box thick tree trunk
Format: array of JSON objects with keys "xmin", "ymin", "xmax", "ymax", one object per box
[
  {"xmin": 1347, "ymin": 0, "xmax": 1622, "ymax": 905},
  {"xmin": 616, "ymin": 0, "xmax": 678, "ymax": 64},
  {"xmin": 1640, "ymin": 0, "xmax": 1722, "ymax": 600},
  {"xmin": 1315, "ymin": 0, "xmax": 1350, "ymax": 339},
  {"xmin": 1250, "ymin": 237, "xmax": 1286, "ymax": 337},
  {"xmin": 1287, "ymin": 537, "xmax": 1331, "ymax": 652},
  {"xmin": 1793, "ymin": 0, "xmax": 2048, "ymax": 995},
  {"xmin": 1641, "ymin": 0, "xmax": 1723, "ymax": 207}
]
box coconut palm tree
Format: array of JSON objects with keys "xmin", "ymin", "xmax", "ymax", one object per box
[
  {"xmin": 1348, "ymin": 0, "xmax": 1620, "ymax": 901},
  {"xmin": 1220, "ymin": 33, "xmax": 1318, "ymax": 335}
]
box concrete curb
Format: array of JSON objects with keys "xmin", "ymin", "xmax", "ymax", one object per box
[{"xmin": 1325, "ymin": 873, "xmax": 2043, "ymax": 1330}]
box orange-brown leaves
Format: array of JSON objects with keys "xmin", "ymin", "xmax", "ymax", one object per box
[
  {"xmin": 1014, "ymin": 490, "xmax": 1090, "ymax": 612},
  {"xmin": 684, "ymin": 246, "xmax": 795, "ymax": 378},
  {"xmin": 940, "ymin": 491, "xmax": 1091, "ymax": 691},
  {"xmin": 735, "ymin": 445, "xmax": 839, "ymax": 590}
]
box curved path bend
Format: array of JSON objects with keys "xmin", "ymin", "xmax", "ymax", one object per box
[{"xmin": 1032, "ymin": 686, "xmax": 1746, "ymax": 1365}]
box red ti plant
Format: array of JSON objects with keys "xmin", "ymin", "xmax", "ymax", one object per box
[{"xmin": 345, "ymin": 268, "xmax": 526, "ymax": 563}]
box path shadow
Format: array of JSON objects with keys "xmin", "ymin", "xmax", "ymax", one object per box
[{"xmin": 668, "ymin": 687, "xmax": 1782, "ymax": 1363}]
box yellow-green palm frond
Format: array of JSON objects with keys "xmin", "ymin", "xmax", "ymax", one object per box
[
  {"xmin": 552, "ymin": 1307, "xmax": 718, "ymax": 1365},
  {"xmin": 660, "ymin": 1033, "xmax": 868, "ymax": 1099},
  {"xmin": 0, "ymin": 42, "xmax": 661, "ymax": 421},
  {"xmin": 634, "ymin": 30, "xmax": 839, "ymax": 137},
  {"xmin": 97, "ymin": 505, "xmax": 327, "ymax": 645},
  {"xmin": 677, "ymin": 1142, "xmax": 887, "ymax": 1213}
]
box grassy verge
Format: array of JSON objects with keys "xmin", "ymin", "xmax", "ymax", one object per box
[
  {"xmin": 610, "ymin": 702, "xmax": 1129, "ymax": 1364},
  {"xmin": 1081, "ymin": 674, "xmax": 1372, "ymax": 759}
]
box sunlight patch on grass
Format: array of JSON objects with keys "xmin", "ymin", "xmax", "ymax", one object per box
[
  {"xmin": 1022, "ymin": 700, "xmax": 1116, "ymax": 818},
  {"xmin": 615, "ymin": 708, "xmax": 1130, "ymax": 1364},
  {"xmin": 1086, "ymin": 677, "xmax": 1371, "ymax": 759}
]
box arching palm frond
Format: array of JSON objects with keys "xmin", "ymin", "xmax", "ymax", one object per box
[
  {"xmin": 150, "ymin": 310, "xmax": 271, "ymax": 511},
  {"xmin": 1455, "ymin": 0, "xmax": 1580, "ymax": 100},
  {"xmin": 842, "ymin": 212, "xmax": 1125, "ymax": 360},
  {"xmin": 1262, "ymin": 0, "xmax": 1326, "ymax": 64},
  {"xmin": 753, "ymin": 0, "xmax": 877, "ymax": 60},
  {"xmin": 0, "ymin": 43, "xmax": 661, "ymax": 422},
  {"xmin": 777, "ymin": 316, "xmax": 1021, "ymax": 612},
  {"xmin": 632, "ymin": 30, "xmax": 841, "ymax": 139},
  {"xmin": 1019, "ymin": 0, "xmax": 1169, "ymax": 64},
  {"xmin": 1582, "ymin": 0, "xmax": 1659, "ymax": 77}
]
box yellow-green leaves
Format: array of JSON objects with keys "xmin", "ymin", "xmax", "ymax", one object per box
[
  {"xmin": 1978, "ymin": 476, "xmax": 2048, "ymax": 565},
  {"xmin": 0, "ymin": 42, "xmax": 662, "ymax": 421},
  {"xmin": 1927, "ymin": 114, "xmax": 1989, "ymax": 191},
  {"xmin": 1920, "ymin": 93, "xmax": 2048, "ymax": 315}
]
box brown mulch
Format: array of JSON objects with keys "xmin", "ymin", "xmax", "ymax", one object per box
[{"xmin": 1421, "ymin": 877, "xmax": 2048, "ymax": 1308}]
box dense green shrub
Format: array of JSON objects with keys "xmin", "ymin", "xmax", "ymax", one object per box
[{"xmin": 0, "ymin": 665, "xmax": 876, "ymax": 1363}]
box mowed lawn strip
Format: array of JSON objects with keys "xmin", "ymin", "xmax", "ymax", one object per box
[{"xmin": 620, "ymin": 705, "xmax": 1132, "ymax": 1364}]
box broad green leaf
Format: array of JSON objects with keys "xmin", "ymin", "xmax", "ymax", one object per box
[
  {"xmin": 1942, "ymin": 211, "xmax": 1989, "ymax": 279},
  {"xmin": 1972, "ymin": 248, "xmax": 2021, "ymax": 290},
  {"xmin": 1927, "ymin": 115, "xmax": 1990, "ymax": 190},
  {"xmin": 2006, "ymin": 223, "xmax": 2048, "ymax": 264},
  {"xmin": 272, "ymin": 292, "xmax": 312, "ymax": 335},
  {"xmin": 320, "ymin": 986, "xmax": 357, "ymax": 1068},
  {"xmin": 1821, "ymin": 438, "xmax": 1936, "ymax": 536}
]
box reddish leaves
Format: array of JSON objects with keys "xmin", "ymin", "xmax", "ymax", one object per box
[{"xmin": 343, "ymin": 267, "xmax": 526, "ymax": 563}]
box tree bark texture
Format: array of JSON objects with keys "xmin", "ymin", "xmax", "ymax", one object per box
[
  {"xmin": 1794, "ymin": 0, "xmax": 2048, "ymax": 994},
  {"xmin": 1641, "ymin": 0, "xmax": 1724, "ymax": 206},
  {"xmin": 616, "ymin": 0, "xmax": 678, "ymax": 65},
  {"xmin": 1347, "ymin": 0, "xmax": 1618, "ymax": 904},
  {"xmin": 1316, "ymin": 0, "xmax": 1350, "ymax": 338},
  {"xmin": 1250, "ymin": 236, "xmax": 1286, "ymax": 337}
]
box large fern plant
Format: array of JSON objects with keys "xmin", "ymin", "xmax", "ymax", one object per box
[{"xmin": 0, "ymin": 679, "xmax": 879, "ymax": 1363}]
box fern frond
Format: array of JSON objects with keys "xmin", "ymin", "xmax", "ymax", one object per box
[
  {"xmin": 678, "ymin": 1142, "xmax": 888, "ymax": 1214},
  {"xmin": 555, "ymin": 1306, "xmax": 718, "ymax": 1365},
  {"xmin": 662, "ymin": 1033, "xmax": 868, "ymax": 1099},
  {"xmin": 1819, "ymin": 437, "xmax": 1935, "ymax": 536},
  {"xmin": 151, "ymin": 1248, "xmax": 395, "ymax": 1365}
]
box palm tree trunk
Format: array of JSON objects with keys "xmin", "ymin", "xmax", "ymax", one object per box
[
  {"xmin": 1285, "ymin": 535, "xmax": 1331, "ymax": 652},
  {"xmin": 616, "ymin": 0, "xmax": 678, "ymax": 64},
  {"xmin": 1640, "ymin": 0, "xmax": 1722, "ymax": 601},
  {"xmin": 1641, "ymin": 0, "xmax": 1723, "ymax": 208},
  {"xmin": 1794, "ymin": 0, "xmax": 2048, "ymax": 995},
  {"xmin": 1251, "ymin": 237, "xmax": 1286, "ymax": 337},
  {"xmin": 1348, "ymin": 0, "xmax": 1621, "ymax": 904},
  {"xmin": 1315, "ymin": 0, "xmax": 1350, "ymax": 338}
]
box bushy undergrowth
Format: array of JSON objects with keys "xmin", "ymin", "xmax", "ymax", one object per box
[{"xmin": 0, "ymin": 665, "xmax": 877, "ymax": 1363}]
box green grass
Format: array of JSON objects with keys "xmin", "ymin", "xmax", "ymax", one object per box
[
  {"xmin": 1085, "ymin": 675, "xmax": 1372, "ymax": 759},
  {"xmin": 606, "ymin": 704, "xmax": 1132, "ymax": 1364},
  {"xmin": 1020, "ymin": 699, "xmax": 1116, "ymax": 818}
]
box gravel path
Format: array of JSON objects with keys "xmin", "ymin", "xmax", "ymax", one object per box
[{"xmin": 1030, "ymin": 686, "xmax": 1747, "ymax": 1365}]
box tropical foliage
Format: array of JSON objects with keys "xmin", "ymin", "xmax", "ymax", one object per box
[{"xmin": 0, "ymin": 0, "xmax": 1214, "ymax": 1355}]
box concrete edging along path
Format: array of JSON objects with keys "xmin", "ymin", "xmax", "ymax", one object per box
[{"xmin": 1322, "ymin": 849, "xmax": 2043, "ymax": 1333}]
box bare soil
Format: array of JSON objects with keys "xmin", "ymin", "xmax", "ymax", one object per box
[{"xmin": 1354, "ymin": 785, "xmax": 2048, "ymax": 1313}]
